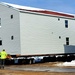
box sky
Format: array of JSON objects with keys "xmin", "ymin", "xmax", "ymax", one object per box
[{"xmin": 0, "ymin": 0, "xmax": 75, "ymax": 14}]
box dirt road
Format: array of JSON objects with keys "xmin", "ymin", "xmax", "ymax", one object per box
[
  {"xmin": 0, "ymin": 62, "xmax": 75, "ymax": 75},
  {"xmin": 0, "ymin": 70, "xmax": 75, "ymax": 75}
]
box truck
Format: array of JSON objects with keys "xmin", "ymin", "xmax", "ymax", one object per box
[{"xmin": 0, "ymin": 2, "xmax": 75, "ymax": 64}]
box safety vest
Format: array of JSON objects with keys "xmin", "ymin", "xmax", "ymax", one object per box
[
  {"xmin": 0, "ymin": 52, "xmax": 1, "ymax": 59},
  {"xmin": 1, "ymin": 51, "xmax": 7, "ymax": 59}
]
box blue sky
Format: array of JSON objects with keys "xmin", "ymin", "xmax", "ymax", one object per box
[{"xmin": 0, "ymin": 0, "xmax": 75, "ymax": 14}]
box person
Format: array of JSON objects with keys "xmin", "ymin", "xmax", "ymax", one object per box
[{"xmin": 0, "ymin": 49, "xmax": 7, "ymax": 69}]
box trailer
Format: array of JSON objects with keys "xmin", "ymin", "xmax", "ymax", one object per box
[{"xmin": 0, "ymin": 2, "xmax": 75, "ymax": 64}]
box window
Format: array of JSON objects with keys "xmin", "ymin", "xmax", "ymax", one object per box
[
  {"xmin": 11, "ymin": 36, "xmax": 14, "ymax": 40},
  {"xmin": 11, "ymin": 15, "xmax": 13, "ymax": 19},
  {"xmin": 58, "ymin": 18, "xmax": 60, "ymax": 21},
  {"xmin": 0, "ymin": 18, "xmax": 1, "ymax": 26},
  {"xmin": 0, "ymin": 40, "xmax": 2, "ymax": 45},
  {"xmin": 66, "ymin": 37, "xmax": 69, "ymax": 45},
  {"xmin": 59, "ymin": 36, "xmax": 61, "ymax": 39},
  {"xmin": 65, "ymin": 20, "xmax": 68, "ymax": 28}
]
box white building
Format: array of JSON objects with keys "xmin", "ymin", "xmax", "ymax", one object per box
[{"xmin": 0, "ymin": 2, "xmax": 75, "ymax": 56}]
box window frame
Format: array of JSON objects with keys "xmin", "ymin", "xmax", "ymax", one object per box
[
  {"xmin": 66, "ymin": 37, "xmax": 69, "ymax": 45},
  {"xmin": 0, "ymin": 40, "xmax": 2, "ymax": 45},
  {"xmin": 11, "ymin": 36, "xmax": 14, "ymax": 40},
  {"xmin": 65, "ymin": 20, "xmax": 68, "ymax": 28},
  {"xmin": 11, "ymin": 15, "xmax": 13, "ymax": 19}
]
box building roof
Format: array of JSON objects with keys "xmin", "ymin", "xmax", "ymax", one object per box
[{"xmin": 1, "ymin": 2, "xmax": 75, "ymax": 18}]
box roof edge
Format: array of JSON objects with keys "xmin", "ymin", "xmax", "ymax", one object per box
[{"xmin": 0, "ymin": 2, "xmax": 75, "ymax": 18}]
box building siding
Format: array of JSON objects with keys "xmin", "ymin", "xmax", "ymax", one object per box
[
  {"xmin": 19, "ymin": 11, "xmax": 75, "ymax": 55},
  {"xmin": 0, "ymin": 3, "xmax": 75, "ymax": 55},
  {"xmin": 0, "ymin": 4, "xmax": 21, "ymax": 55}
]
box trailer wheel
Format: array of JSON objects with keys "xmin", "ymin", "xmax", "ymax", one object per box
[
  {"xmin": 33, "ymin": 59, "xmax": 35, "ymax": 64},
  {"xmin": 29, "ymin": 59, "xmax": 32, "ymax": 64},
  {"xmin": 29, "ymin": 59, "xmax": 34, "ymax": 64}
]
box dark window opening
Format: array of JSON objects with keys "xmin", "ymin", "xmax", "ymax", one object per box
[
  {"xmin": 0, "ymin": 40, "xmax": 2, "ymax": 45},
  {"xmin": 66, "ymin": 38, "xmax": 69, "ymax": 41},
  {"xmin": 11, "ymin": 15, "xmax": 13, "ymax": 19},
  {"xmin": 11, "ymin": 36, "xmax": 14, "ymax": 40},
  {"xmin": 66, "ymin": 37, "xmax": 69, "ymax": 45},
  {"xmin": 59, "ymin": 36, "xmax": 61, "ymax": 39},
  {"xmin": 66, "ymin": 42, "xmax": 69, "ymax": 45},
  {"xmin": 58, "ymin": 18, "xmax": 60, "ymax": 21},
  {"xmin": 65, "ymin": 20, "xmax": 68, "ymax": 28}
]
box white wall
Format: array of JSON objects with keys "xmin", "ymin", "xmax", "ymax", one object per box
[
  {"xmin": 0, "ymin": 4, "xmax": 21, "ymax": 55},
  {"xmin": 1, "ymin": 4, "xmax": 75, "ymax": 55},
  {"xmin": 19, "ymin": 12, "xmax": 75, "ymax": 55}
]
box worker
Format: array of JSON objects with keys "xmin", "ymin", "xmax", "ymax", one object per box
[
  {"xmin": 0, "ymin": 52, "xmax": 1, "ymax": 68},
  {"xmin": 0, "ymin": 49, "xmax": 7, "ymax": 69}
]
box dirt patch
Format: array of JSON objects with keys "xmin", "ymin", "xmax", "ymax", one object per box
[
  {"xmin": 0, "ymin": 70, "xmax": 75, "ymax": 75},
  {"xmin": 0, "ymin": 62, "xmax": 75, "ymax": 75}
]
